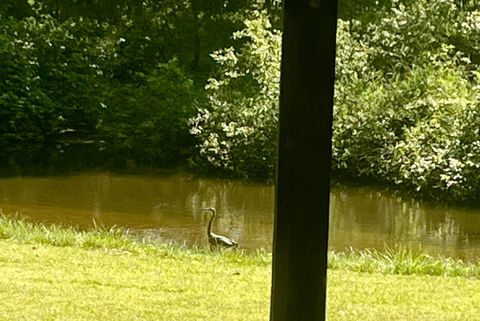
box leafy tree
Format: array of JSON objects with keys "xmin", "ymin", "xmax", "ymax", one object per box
[
  {"xmin": 331, "ymin": 0, "xmax": 480, "ymax": 202},
  {"xmin": 189, "ymin": 1, "xmax": 480, "ymax": 203},
  {"xmin": 101, "ymin": 60, "xmax": 195, "ymax": 167},
  {"xmin": 0, "ymin": 16, "xmax": 55, "ymax": 166},
  {"xmin": 189, "ymin": 12, "xmax": 281, "ymax": 179},
  {"xmin": 0, "ymin": 13, "xmax": 111, "ymax": 169},
  {"xmin": 0, "ymin": 0, "xmax": 33, "ymax": 18}
]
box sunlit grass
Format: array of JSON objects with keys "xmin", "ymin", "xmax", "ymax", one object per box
[
  {"xmin": 0, "ymin": 212, "xmax": 271, "ymax": 266},
  {"xmin": 0, "ymin": 211, "xmax": 137, "ymax": 249},
  {"xmin": 0, "ymin": 240, "xmax": 271, "ymax": 321},
  {"xmin": 0, "ymin": 213, "xmax": 480, "ymax": 320},
  {"xmin": 327, "ymin": 270, "xmax": 480, "ymax": 321},
  {"xmin": 329, "ymin": 247, "xmax": 480, "ymax": 278}
]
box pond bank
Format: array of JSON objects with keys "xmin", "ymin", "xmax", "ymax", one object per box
[
  {"xmin": 3, "ymin": 172, "xmax": 480, "ymax": 260},
  {"xmin": 1, "ymin": 214, "xmax": 480, "ymax": 277},
  {"xmin": 0, "ymin": 216, "xmax": 480, "ymax": 320}
]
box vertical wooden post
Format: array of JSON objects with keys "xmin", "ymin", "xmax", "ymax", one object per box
[{"xmin": 270, "ymin": 1, "xmax": 338, "ymax": 321}]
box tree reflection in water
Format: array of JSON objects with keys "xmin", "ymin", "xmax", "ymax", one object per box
[{"xmin": 0, "ymin": 173, "xmax": 479, "ymax": 260}]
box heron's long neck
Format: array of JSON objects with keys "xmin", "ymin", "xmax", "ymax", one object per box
[{"xmin": 207, "ymin": 210, "xmax": 216, "ymax": 237}]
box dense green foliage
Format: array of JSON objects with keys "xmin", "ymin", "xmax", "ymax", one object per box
[
  {"xmin": 102, "ymin": 60, "xmax": 195, "ymax": 167},
  {"xmin": 2, "ymin": 0, "xmax": 480, "ymax": 202},
  {"xmin": 0, "ymin": 11, "xmax": 196, "ymax": 169},
  {"xmin": 334, "ymin": 1, "xmax": 480, "ymax": 202},
  {"xmin": 189, "ymin": 12, "xmax": 281, "ymax": 179},
  {"xmin": 0, "ymin": 1, "xmax": 250, "ymax": 170},
  {"xmin": 190, "ymin": 0, "xmax": 480, "ymax": 203}
]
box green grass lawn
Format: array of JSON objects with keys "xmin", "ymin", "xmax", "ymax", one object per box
[{"xmin": 0, "ymin": 215, "xmax": 479, "ymax": 320}]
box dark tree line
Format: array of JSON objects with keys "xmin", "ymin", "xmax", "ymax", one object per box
[{"xmin": 2, "ymin": 0, "xmax": 480, "ymax": 205}]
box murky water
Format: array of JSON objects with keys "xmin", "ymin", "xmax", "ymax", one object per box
[{"xmin": 0, "ymin": 172, "xmax": 479, "ymax": 260}]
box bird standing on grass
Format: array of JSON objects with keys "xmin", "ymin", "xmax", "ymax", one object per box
[{"xmin": 201, "ymin": 207, "xmax": 238, "ymax": 248}]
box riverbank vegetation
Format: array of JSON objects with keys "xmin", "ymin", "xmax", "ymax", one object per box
[
  {"xmin": 1, "ymin": 215, "xmax": 480, "ymax": 320},
  {"xmin": 2, "ymin": 0, "xmax": 480, "ymax": 204}
]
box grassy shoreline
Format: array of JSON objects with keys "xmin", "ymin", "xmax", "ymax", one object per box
[
  {"xmin": 1, "ymin": 214, "xmax": 478, "ymax": 278},
  {"xmin": 1, "ymin": 214, "xmax": 480, "ymax": 320}
]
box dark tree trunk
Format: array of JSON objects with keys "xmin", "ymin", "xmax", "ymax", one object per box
[
  {"xmin": 191, "ymin": 0, "xmax": 201, "ymax": 71},
  {"xmin": 270, "ymin": 0, "xmax": 338, "ymax": 321}
]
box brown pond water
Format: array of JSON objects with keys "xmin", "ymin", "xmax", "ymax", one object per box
[{"xmin": 0, "ymin": 172, "xmax": 480, "ymax": 260}]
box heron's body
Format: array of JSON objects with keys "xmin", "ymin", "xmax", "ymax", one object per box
[{"xmin": 202, "ymin": 207, "xmax": 238, "ymax": 248}]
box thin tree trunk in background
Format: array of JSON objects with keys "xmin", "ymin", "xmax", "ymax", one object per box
[
  {"xmin": 270, "ymin": 0, "xmax": 338, "ymax": 320},
  {"xmin": 191, "ymin": 0, "xmax": 201, "ymax": 71}
]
